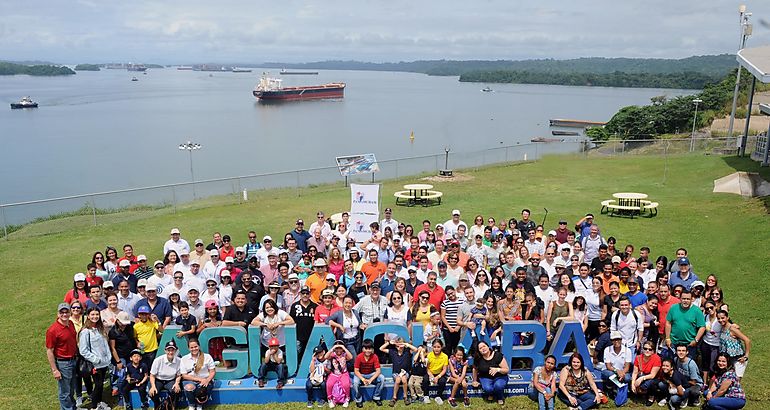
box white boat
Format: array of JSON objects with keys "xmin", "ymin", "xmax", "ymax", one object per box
[
  {"xmin": 481, "ymin": 86, "xmax": 493, "ymax": 92},
  {"xmin": 10, "ymin": 96, "xmax": 38, "ymax": 109}
]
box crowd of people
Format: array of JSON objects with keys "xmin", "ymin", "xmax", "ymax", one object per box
[{"xmin": 46, "ymin": 208, "xmax": 751, "ymax": 410}]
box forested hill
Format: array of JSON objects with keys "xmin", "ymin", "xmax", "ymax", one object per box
[{"xmin": 263, "ymin": 55, "xmax": 736, "ymax": 77}]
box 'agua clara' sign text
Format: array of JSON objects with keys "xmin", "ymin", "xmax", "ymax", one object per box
[{"xmin": 158, "ymin": 320, "xmax": 592, "ymax": 380}]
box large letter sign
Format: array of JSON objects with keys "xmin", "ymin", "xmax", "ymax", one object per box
[{"xmin": 156, "ymin": 320, "xmax": 592, "ymax": 380}]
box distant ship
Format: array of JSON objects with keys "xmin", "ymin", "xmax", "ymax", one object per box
[
  {"xmin": 232, "ymin": 67, "xmax": 253, "ymax": 73},
  {"xmin": 177, "ymin": 66, "xmax": 193, "ymax": 70},
  {"xmin": 551, "ymin": 130, "xmax": 580, "ymax": 136},
  {"xmin": 280, "ymin": 68, "xmax": 319, "ymax": 75},
  {"xmin": 127, "ymin": 64, "xmax": 147, "ymax": 72},
  {"xmin": 131, "ymin": 77, "xmax": 139, "ymax": 81},
  {"xmin": 10, "ymin": 96, "xmax": 38, "ymax": 109},
  {"xmin": 253, "ymin": 73, "xmax": 344, "ymax": 101},
  {"xmin": 481, "ymin": 86, "xmax": 493, "ymax": 92}
]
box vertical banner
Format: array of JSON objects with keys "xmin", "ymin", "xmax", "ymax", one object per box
[
  {"xmin": 349, "ymin": 212, "xmax": 380, "ymax": 243},
  {"xmin": 350, "ymin": 183, "xmax": 380, "ymax": 214}
]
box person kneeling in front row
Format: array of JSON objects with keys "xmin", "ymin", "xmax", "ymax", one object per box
[{"xmin": 149, "ymin": 341, "xmax": 182, "ymax": 410}]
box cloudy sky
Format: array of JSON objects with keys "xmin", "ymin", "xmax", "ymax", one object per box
[{"xmin": 2, "ymin": 0, "xmax": 770, "ymax": 64}]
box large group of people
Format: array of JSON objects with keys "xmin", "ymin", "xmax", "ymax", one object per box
[{"xmin": 46, "ymin": 208, "xmax": 751, "ymax": 410}]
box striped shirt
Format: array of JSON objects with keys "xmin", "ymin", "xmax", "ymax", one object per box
[{"xmin": 440, "ymin": 297, "xmax": 464, "ymax": 327}]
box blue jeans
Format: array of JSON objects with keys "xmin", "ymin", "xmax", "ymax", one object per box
[
  {"xmin": 182, "ymin": 380, "xmax": 214, "ymax": 406},
  {"xmin": 258, "ymin": 361, "xmax": 288, "ymax": 383},
  {"xmin": 600, "ymin": 369, "xmax": 631, "ymax": 388},
  {"xmin": 352, "ymin": 372, "xmax": 385, "ymax": 403},
  {"xmin": 479, "ymin": 376, "xmax": 507, "ymax": 401},
  {"xmin": 149, "ymin": 379, "xmax": 178, "ymax": 408},
  {"xmin": 638, "ymin": 378, "xmax": 657, "ymax": 393},
  {"xmin": 306, "ymin": 378, "xmax": 327, "ymax": 402},
  {"xmin": 557, "ymin": 390, "xmax": 597, "ymax": 410},
  {"xmin": 56, "ymin": 358, "xmax": 77, "ymax": 410},
  {"xmin": 705, "ymin": 397, "xmax": 746, "ymax": 410},
  {"xmin": 528, "ymin": 386, "xmax": 554, "ymax": 409},
  {"xmin": 670, "ymin": 385, "xmax": 701, "ymax": 406}
]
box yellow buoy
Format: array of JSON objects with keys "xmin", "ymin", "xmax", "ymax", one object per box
[{"xmin": 410, "ymin": 131, "xmax": 415, "ymax": 143}]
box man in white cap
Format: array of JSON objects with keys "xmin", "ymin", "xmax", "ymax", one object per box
[
  {"xmin": 255, "ymin": 235, "xmax": 275, "ymax": 266},
  {"xmin": 147, "ymin": 260, "xmax": 171, "ymax": 296},
  {"xmin": 173, "ymin": 249, "xmax": 192, "ymax": 276},
  {"xmin": 443, "ymin": 209, "xmax": 466, "ymax": 237},
  {"xmin": 380, "ymin": 207, "xmax": 399, "ymax": 235},
  {"xmin": 305, "ymin": 258, "xmax": 329, "ymax": 303},
  {"xmin": 202, "ymin": 250, "xmax": 225, "ymax": 283},
  {"xmin": 232, "ymin": 246, "xmax": 249, "ymax": 271},
  {"xmin": 114, "ymin": 259, "xmax": 138, "ymax": 293},
  {"xmin": 46, "ymin": 302, "xmax": 78, "ymax": 410},
  {"xmin": 189, "ymin": 238, "xmax": 211, "ymax": 266},
  {"xmin": 133, "ymin": 254, "xmax": 153, "ymax": 281},
  {"xmin": 184, "ymin": 261, "xmax": 206, "ymax": 293},
  {"xmin": 261, "ymin": 250, "xmax": 280, "ymax": 285},
  {"xmin": 163, "ymin": 228, "xmax": 190, "ymax": 256}
]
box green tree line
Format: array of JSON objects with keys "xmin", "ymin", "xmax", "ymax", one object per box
[
  {"xmin": 458, "ymin": 70, "xmax": 717, "ymax": 89},
  {"xmin": 587, "ymin": 68, "xmax": 758, "ymax": 140},
  {"xmin": 0, "ymin": 62, "xmax": 75, "ymax": 76}
]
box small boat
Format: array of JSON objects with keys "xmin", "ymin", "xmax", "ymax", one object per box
[
  {"xmin": 131, "ymin": 77, "xmax": 139, "ymax": 81},
  {"xmin": 279, "ymin": 68, "xmax": 319, "ymax": 75},
  {"xmin": 481, "ymin": 86, "xmax": 493, "ymax": 92},
  {"xmin": 232, "ymin": 67, "xmax": 253, "ymax": 73},
  {"xmin": 551, "ymin": 130, "xmax": 580, "ymax": 136},
  {"xmin": 10, "ymin": 96, "xmax": 38, "ymax": 109}
]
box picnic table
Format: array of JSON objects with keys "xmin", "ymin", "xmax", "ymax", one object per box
[
  {"xmin": 394, "ymin": 184, "xmax": 443, "ymax": 207},
  {"xmin": 601, "ymin": 192, "xmax": 658, "ymax": 218}
]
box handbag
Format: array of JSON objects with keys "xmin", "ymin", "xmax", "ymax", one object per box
[{"xmin": 78, "ymin": 331, "xmax": 95, "ymax": 374}]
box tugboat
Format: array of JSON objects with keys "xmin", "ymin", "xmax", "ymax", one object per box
[
  {"xmin": 10, "ymin": 96, "xmax": 38, "ymax": 109},
  {"xmin": 131, "ymin": 77, "xmax": 139, "ymax": 81}
]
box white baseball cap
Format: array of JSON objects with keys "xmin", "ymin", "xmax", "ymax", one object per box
[
  {"xmin": 170, "ymin": 228, "xmax": 181, "ymax": 234},
  {"xmin": 452, "ymin": 209, "xmax": 461, "ymax": 216},
  {"xmin": 73, "ymin": 273, "xmax": 86, "ymax": 282},
  {"xmin": 137, "ymin": 254, "xmax": 147, "ymax": 261}
]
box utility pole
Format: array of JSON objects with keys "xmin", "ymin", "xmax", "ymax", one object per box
[
  {"xmin": 179, "ymin": 141, "xmax": 202, "ymax": 198},
  {"xmin": 727, "ymin": 5, "xmax": 752, "ymax": 142}
]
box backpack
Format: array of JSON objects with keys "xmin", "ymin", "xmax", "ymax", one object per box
[{"xmin": 612, "ymin": 309, "xmax": 639, "ymax": 344}]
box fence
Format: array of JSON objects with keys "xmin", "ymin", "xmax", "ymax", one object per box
[{"xmin": 1, "ymin": 136, "xmax": 747, "ymax": 238}]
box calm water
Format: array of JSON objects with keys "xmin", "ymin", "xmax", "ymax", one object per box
[{"xmin": 0, "ymin": 68, "xmax": 692, "ymax": 220}]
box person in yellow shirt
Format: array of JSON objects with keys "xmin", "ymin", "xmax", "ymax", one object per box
[
  {"xmin": 422, "ymin": 339, "xmax": 449, "ymax": 405},
  {"xmin": 305, "ymin": 258, "xmax": 329, "ymax": 304},
  {"xmin": 134, "ymin": 305, "xmax": 160, "ymax": 369}
]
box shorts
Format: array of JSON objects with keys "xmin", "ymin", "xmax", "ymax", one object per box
[{"xmin": 734, "ymin": 359, "xmax": 747, "ymax": 378}]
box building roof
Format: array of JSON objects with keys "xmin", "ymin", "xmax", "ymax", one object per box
[{"xmin": 737, "ymin": 45, "xmax": 770, "ymax": 83}]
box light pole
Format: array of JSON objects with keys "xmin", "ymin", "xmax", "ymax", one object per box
[
  {"xmin": 691, "ymin": 99, "xmax": 702, "ymax": 152},
  {"xmin": 179, "ymin": 141, "xmax": 202, "ymax": 198},
  {"xmin": 727, "ymin": 5, "xmax": 752, "ymax": 141}
]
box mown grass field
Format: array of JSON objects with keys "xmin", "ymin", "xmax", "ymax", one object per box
[{"xmin": 1, "ymin": 152, "xmax": 767, "ymax": 409}]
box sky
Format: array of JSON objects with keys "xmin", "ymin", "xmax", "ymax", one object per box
[{"xmin": 3, "ymin": 0, "xmax": 770, "ymax": 64}]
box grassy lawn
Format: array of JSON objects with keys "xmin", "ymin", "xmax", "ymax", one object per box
[{"xmin": 1, "ymin": 152, "xmax": 767, "ymax": 409}]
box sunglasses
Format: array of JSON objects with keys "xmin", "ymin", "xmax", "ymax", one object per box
[
  {"xmin": 249, "ymin": 236, "xmax": 257, "ymax": 239},
  {"xmin": 207, "ymin": 284, "xmax": 217, "ymax": 287},
  {"xmin": 642, "ymin": 347, "xmax": 653, "ymax": 351},
  {"xmin": 420, "ymin": 296, "xmax": 429, "ymax": 300},
  {"xmin": 195, "ymin": 243, "xmax": 204, "ymax": 247},
  {"xmin": 71, "ymin": 306, "xmax": 82, "ymax": 310},
  {"xmin": 289, "ymin": 280, "xmax": 299, "ymax": 284},
  {"xmin": 223, "ymin": 239, "xmax": 230, "ymax": 242}
]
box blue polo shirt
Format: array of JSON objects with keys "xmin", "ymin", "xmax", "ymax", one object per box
[
  {"xmin": 380, "ymin": 275, "xmax": 398, "ymax": 295},
  {"xmin": 668, "ymin": 271, "xmax": 699, "ymax": 291},
  {"xmin": 625, "ymin": 291, "xmax": 648, "ymax": 308},
  {"xmin": 133, "ymin": 297, "xmax": 173, "ymax": 324}
]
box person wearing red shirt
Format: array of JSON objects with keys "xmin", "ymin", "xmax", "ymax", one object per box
[
  {"xmin": 630, "ymin": 340, "xmax": 661, "ymax": 406},
  {"xmin": 46, "ymin": 303, "xmax": 79, "ymax": 410},
  {"xmin": 117, "ymin": 244, "xmax": 138, "ymax": 274},
  {"xmin": 64, "ymin": 273, "xmax": 89, "ymax": 305},
  {"xmin": 218, "ymin": 234, "xmax": 236, "ymax": 260},
  {"xmin": 352, "ymin": 339, "xmax": 385, "ymax": 407},
  {"xmin": 84, "ymin": 264, "xmax": 104, "ymax": 288},
  {"xmin": 314, "ymin": 289, "xmax": 341, "ymax": 324},
  {"xmin": 656, "ymin": 284, "xmax": 680, "ymax": 336},
  {"xmin": 413, "ymin": 271, "xmax": 446, "ymax": 311},
  {"xmin": 361, "ymin": 249, "xmax": 386, "ymax": 286}
]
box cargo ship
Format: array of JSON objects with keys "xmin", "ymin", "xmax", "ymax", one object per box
[
  {"xmin": 252, "ymin": 74, "xmax": 345, "ymax": 101},
  {"xmin": 127, "ymin": 63, "xmax": 147, "ymax": 72}
]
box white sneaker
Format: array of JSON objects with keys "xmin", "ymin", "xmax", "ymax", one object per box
[
  {"xmin": 423, "ymin": 397, "xmax": 431, "ymax": 404},
  {"xmin": 329, "ymin": 401, "xmax": 335, "ymax": 408},
  {"xmin": 75, "ymin": 397, "xmax": 83, "ymax": 408},
  {"xmin": 198, "ymin": 406, "xmax": 204, "ymax": 410},
  {"xmin": 435, "ymin": 397, "xmax": 444, "ymax": 405},
  {"xmin": 188, "ymin": 406, "xmax": 196, "ymax": 410},
  {"xmin": 681, "ymin": 398, "xmax": 689, "ymax": 408},
  {"xmin": 342, "ymin": 400, "xmax": 349, "ymax": 408},
  {"xmin": 480, "ymin": 330, "xmax": 486, "ymax": 336},
  {"xmin": 658, "ymin": 398, "xmax": 667, "ymax": 407}
]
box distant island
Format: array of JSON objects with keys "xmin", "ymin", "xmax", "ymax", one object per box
[
  {"xmin": 263, "ymin": 55, "xmax": 736, "ymax": 89},
  {"xmin": 75, "ymin": 64, "xmax": 100, "ymax": 71},
  {"xmin": 0, "ymin": 62, "xmax": 75, "ymax": 76}
]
